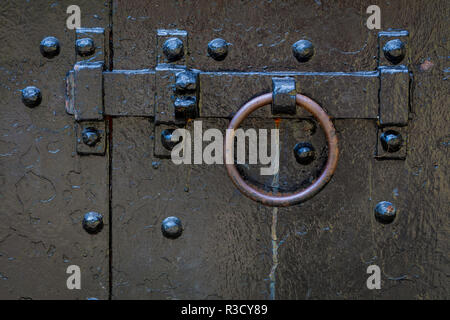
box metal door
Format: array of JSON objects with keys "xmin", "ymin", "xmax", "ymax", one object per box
[{"xmin": 0, "ymin": 0, "xmax": 448, "ymax": 300}]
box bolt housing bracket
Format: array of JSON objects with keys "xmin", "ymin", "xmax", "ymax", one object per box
[{"xmin": 272, "ymin": 77, "xmax": 296, "ymax": 115}]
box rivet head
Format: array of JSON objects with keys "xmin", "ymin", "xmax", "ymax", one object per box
[
  {"xmin": 207, "ymin": 38, "xmax": 228, "ymax": 61},
  {"xmin": 82, "ymin": 127, "xmax": 101, "ymax": 147},
  {"xmin": 292, "ymin": 40, "xmax": 314, "ymax": 62},
  {"xmin": 21, "ymin": 86, "xmax": 42, "ymax": 108},
  {"xmin": 294, "ymin": 142, "xmax": 315, "ymax": 165},
  {"xmin": 76, "ymin": 38, "xmax": 95, "ymax": 57},
  {"xmin": 175, "ymin": 71, "xmax": 197, "ymax": 92},
  {"xmin": 40, "ymin": 36, "xmax": 60, "ymax": 59},
  {"xmin": 82, "ymin": 211, "xmax": 103, "ymax": 234},
  {"xmin": 162, "ymin": 37, "xmax": 184, "ymax": 62},
  {"xmin": 383, "ymin": 39, "xmax": 406, "ymax": 64},
  {"xmin": 161, "ymin": 216, "xmax": 183, "ymax": 239},
  {"xmin": 380, "ymin": 130, "xmax": 403, "ymax": 153},
  {"xmin": 374, "ymin": 201, "xmax": 397, "ymax": 224},
  {"xmin": 161, "ymin": 129, "xmax": 182, "ymax": 151}
]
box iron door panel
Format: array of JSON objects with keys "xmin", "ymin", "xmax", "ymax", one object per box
[
  {"xmin": 0, "ymin": 1, "xmax": 110, "ymax": 299},
  {"xmin": 112, "ymin": 0, "xmax": 378, "ymax": 72},
  {"xmin": 111, "ymin": 118, "xmax": 274, "ymax": 299},
  {"xmin": 109, "ymin": 0, "xmax": 449, "ymax": 299},
  {"xmin": 0, "ymin": 0, "xmax": 448, "ymax": 300}
]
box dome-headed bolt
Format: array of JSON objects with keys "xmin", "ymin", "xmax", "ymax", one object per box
[
  {"xmin": 292, "ymin": 39, "xmax": 314, "ymax": 62},
  {"xmin": 76, "ymin": 38, "xmax": 95, "ymax": 57},
  {"xmin": 82, "ymin": 211, "xmax": 104, "ymax": 234},
  {"xmin": 374, "ymin": 201, "xmax": 397, "ymax": 224},
  {"xmin": 81, "ymin": 127, "xmax": 101, "ymax": 147},
  {"xmin": 161, "ymin": 129, "xmax": 182, "ymax": 151},
  {"xmin": 380, "ymin": 130, "xmax": 403, "ymax": 153},
  {"xmin": 161, "ymin": 216, "xmax": 183, "ymax": 239},
  {"xmin": 207, "ymin": 38, "xmax": 229, "ymax": 61},
  {"xmin": 383, "ymin": 39, "xmax": 406, "ymax": 64},
  {"xmin": 294, "ymin": 142, "xmax": 315, "ymax": 165},
  {"xmin": 21, "ymin": 86, "xmax": 42, "ymax": 108},
  {"xmin": 162, "ymin": 37, "xmax": 184, "ymax": 62},
  {"xmin": 40, "ymin": 36, "xmax": 60, "ymax": 59}
]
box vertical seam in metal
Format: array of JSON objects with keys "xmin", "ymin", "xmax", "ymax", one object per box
[{"xmin": 108, "ymin": 0, "xmax": 114, "ymax": 301}]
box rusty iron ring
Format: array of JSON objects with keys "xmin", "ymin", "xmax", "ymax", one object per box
[{"xmin": 224, "ymin": 93, "xmax": 339, "ymax": 207}]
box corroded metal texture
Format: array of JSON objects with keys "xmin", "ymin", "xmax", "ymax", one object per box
[
  {"xmin": 112, "ymin": 0, "xmax": 378, "ymax": 71},
  {"xmin": 0, "ymin": 0, "xmax": 110, "ymax": 299},
  {"xmin": 111, "ymin": 118, "xmax": 272, "ymax": 299},
  {"xmin": 0, "ymin": 0, "xmax": 449, "ymax": 300},
  {"xmin": 110, "ymin": 0, "xmax": 449, "ymax": 300}
]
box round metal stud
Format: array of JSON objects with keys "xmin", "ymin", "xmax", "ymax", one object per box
[
  {"xmin": 82, "ymin": 127, "xmax": 100, "ymax": 147},
  {"xmin": 76, "ymin": 38, "xmax": 95, "ymax": 57},
  {"xmin": 207, "ymin": 38, "xmax": 229, "ymax": 61},
  {"xmin": 383, "ymin": 39, "xmax": 406, "ymax": 64},
  {"xmin": 292, "ymin": 40, "xmax": 314, "ymax": 62},
  {"xmin": 293, "ymin": 142, "xmax": 315, "ymax": 165},
  {"xmin": 82, "ymin": 211, "xmax": 104, "ymax": 234},
  {"xmin": 374, "ymin": 201, "xmax": 397, "ymax": 224},
  {"xmin": 161, "ymin": 216, "xmax": 183, "ymax": 239},
  {"xmin": 162, "ymin": 37, "xmax": 184, "ymax": 62},
  {"xmin": 161, "ymin": 129, "xmax": 182, "ymax": 151},
  {"xmin": 21, "ymin": 86, "xmax": 42, "ymax": 108},
  {"xmin": 380, "ymin": 130, "xmax": 403, "ymax": 153},
  {"xmin": 40, "ymin": 36, "xmax": 60, "ymax": 59}
]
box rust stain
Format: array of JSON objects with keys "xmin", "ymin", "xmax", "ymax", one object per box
[
  {"xmin": 274, "ymin": 117, "xmax": 281, "ymax": 128},
  {"xmin": 420, "ymin": 59, "xmax": 434, "ymax": 72}
]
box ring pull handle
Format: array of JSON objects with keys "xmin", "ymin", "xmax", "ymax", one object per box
[{"xmin": 224, "ymin": 93, "xmax": 339, "ymax": 207}]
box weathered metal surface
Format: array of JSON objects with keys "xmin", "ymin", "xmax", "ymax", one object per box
[
  {"xmin": 111, "ymin": 118, "xmax": 272, "ymax": 299},
  {"xmin": 73, "ymin": 62, "xmax": 104, "ymax": 121},
  {"xmin": 379, "ymin": 66, "xmax": 410, "ymax": 126},
  {"xmin": 274, "ymin": 119, "xmax": 376, "ymax": 299},
  {"xmin": 0, "ymin": 0, "xmax": 110, "ymax": 299},
  {"xmin": 0, "ymin": 0, "xmax": 448, "ymax": 300},
  {"xmin": 112, "ymin": 0, "xmax": 378, "ymax": 71},
  {"xmin": 199, "ymin": 71, "xmax": 380, "ymax": 119},
  {"xmin": 104, "ymin": 70, "xmax": 155, "ymax": 117},
  {"xmin": 85, "ymin": 70, "xmax": 381, "ymax": 119}
]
